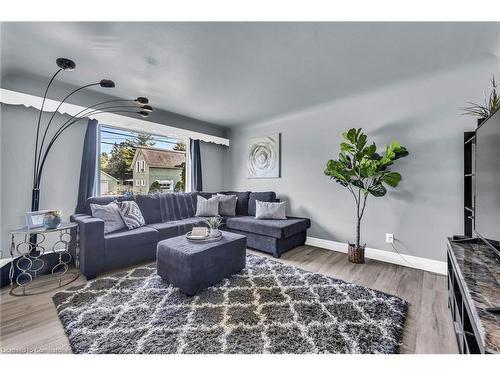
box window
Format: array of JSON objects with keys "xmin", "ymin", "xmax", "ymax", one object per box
[
  {"xmin": 98, "ymin": 125, "xmax": 187, "ymax": 196},
  {"xmin": 158, "ymin": 180, "xmax": 174, "ymax": 191},
  {"xmin": 135, "ymin": 160, "xmax": 145, "ymax": 172}
]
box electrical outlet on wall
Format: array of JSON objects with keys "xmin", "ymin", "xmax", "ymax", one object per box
[{"xmin": 386, "ymin": 233, "xmax": 394, "ymax": 244}]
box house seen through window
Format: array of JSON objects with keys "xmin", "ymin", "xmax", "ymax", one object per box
[{"xmin": 99, "ymin": 126, "xmax": 186, "ymax": 196}]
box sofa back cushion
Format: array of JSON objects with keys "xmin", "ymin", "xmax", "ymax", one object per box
[
  {"xmin": 248, "ymin": 192, "xmax": 277, "ymax": 216},
  {"xmin": 218, "ymin": 191, "xmax": 250, "ymax": 216},
  {"xmin": 197, "ymin": 192, "xmax": 216, "ymax": 200},
  {"xmin": 123, "ymin": 192, "xmax": 200, "ymax": 225},
  {"xmin": 135, "ymin": 194, "xmax": 162, "ymax": 224},
  {"xmin": 136, "ymin": 192, "xmax": 198, "ymax": 224},
  {"xmin": 159, "ymin": 192, "xmax": 198, "ymax": 222},
  {"xmin": 85, "ymin": 195, "xmax": 133, "ymax": 216}
]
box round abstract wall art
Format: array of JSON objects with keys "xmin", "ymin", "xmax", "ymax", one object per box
[{"xmin": 247, "ymin": 133, "xmax": 281, "ymax": 178}]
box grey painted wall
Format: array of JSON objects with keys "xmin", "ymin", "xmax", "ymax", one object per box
[
  {"xmin": 223, "ymin": 57, "xmax": 500, "ymax": 262},
  {"xmin": 200, "ymin": 141, "xmax": 226, "ymax": 192},
  {"xmin": 0, "ymin": 104, "xmax": 227, "ymax": 259},
  {"xmin": 1, "ymin": 104, "xmax": 85, "ymax": 260}
]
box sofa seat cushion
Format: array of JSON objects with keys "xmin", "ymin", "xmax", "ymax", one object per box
[
  {"xmin": 105, "ymin": 226, "xmax": 159, "ymax": 251},
  {"xmin": 225, "ymin": 216, "xmax": 310, "ymax": 239},
  {"xmin": 146, "ymin": 217, "xmax": 206, "ymax": 240}
]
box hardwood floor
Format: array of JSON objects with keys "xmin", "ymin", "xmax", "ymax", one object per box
[{"xmin": 0, "ymin": 246, "xmax": 458, "ymax": 354}]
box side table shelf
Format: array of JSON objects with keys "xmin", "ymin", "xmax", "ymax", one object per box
[{"xmin": 9, "ymin": 222, "xmax": 80, "ymax": 296}]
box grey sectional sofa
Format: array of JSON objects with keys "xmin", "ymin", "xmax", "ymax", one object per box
[{"xmin": 71, "ymin": 191, "xmax": 310, "ymax": 279}]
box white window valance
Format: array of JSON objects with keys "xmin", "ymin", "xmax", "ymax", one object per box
[{"xmin": 0, "ymin": 88, "xmax": 229, "ymax": 146}]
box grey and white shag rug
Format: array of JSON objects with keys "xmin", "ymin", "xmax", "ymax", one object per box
[{"xmin": 53, "ymin": 254, "xmax": 407, "ymax": 354}]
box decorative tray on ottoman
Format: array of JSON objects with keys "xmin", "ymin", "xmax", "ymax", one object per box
[{"xmin": 186, "ymin": 231, "xmax": 223, "ymax": 243}]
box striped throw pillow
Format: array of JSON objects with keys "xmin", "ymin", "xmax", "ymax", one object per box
[{"xmin": 195, "ymin": 195, "xmax": 220, "ymax": 217}]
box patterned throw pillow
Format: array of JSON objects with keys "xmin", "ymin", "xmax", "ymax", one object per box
[
  {"xmin": 195, "ymin": 195, "xmax": 219, "ymax": 217},
  {"xmin": 117, "ymin": 200, "xmax": 145, "ymax": 229},
  {"xmin": 90, "ymin": 201, "xmax": 126, "ymax": 234},
  {"xmin": 255, "ymin": 200, "xmax": 287, "ymax": 220},
  {"xmin": 216, "ymin": 194, "xmax": 238, "ymax": 216}
]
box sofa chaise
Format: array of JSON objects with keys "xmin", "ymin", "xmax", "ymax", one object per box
[{"xmin": 71, "ymin": 191, "xmax": 310, "ymax": 279}]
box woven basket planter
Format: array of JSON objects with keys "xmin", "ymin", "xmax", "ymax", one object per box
[{"xmin": 348, "ymin": 244, "xmax": 365, "ymax": 263}]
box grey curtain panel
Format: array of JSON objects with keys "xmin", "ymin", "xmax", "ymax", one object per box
[
  {"xmin": 190, "ymin": 139, "xmax": 203, "ymax": 192},
  {"xmin": 75, "ymin": 119, "xmax": 98, "ymax": 213}
]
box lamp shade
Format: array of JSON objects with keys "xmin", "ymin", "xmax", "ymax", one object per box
[
  {"xmin": 135, "ymin": 97, "xmax": 149, "ymax": 104},
  {"xmin": 99, "ymin": 79, "xmax": 115, "ymax": 88},
  {"xmin": 56, "ymin": 57, "xmax": 76, "ymax": 71}
]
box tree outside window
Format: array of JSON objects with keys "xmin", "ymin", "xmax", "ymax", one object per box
[{"xmin": 99, "ymin": 126, "xmax": 186, "ymax": 196}]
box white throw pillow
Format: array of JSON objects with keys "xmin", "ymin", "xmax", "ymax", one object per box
[
  {"xmin": 195, "ymin": 195, "xmax": 220, "ymax": 217},
  {"xmin": 90, "ymin": 201, "xmax": 126, "ymax": 234},
  {"xmin": 255, "ymin": 200, "xmax": 287, "ymax": 220}
]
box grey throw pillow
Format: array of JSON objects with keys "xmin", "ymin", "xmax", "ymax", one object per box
[
  {"xmin": 117, "ymin": 200, "xmax": 145, "ymax": 229},
  {"xmin": 215, "ymin": 194, "xmax": 238, "ymax": 216},
  {"xmin": 195, "ymin": 195, "xmax": 219, "ymax": 217},
  {"xmin": 255, "ymin": 200, "xmax": 287, "ymax": 220},
  {"xmin": 90, "ymin": 201, "xmax": 126, "ymax": 233}
]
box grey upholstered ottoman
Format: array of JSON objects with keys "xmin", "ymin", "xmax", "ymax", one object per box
[{"xmin": 156, "ymin": 230, "xmax": 247, "ymax": 295}]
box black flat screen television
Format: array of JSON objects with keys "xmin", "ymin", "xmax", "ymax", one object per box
[{"xmin": 474, "ymin": 108, "xmax": 500, "ymax": 258}]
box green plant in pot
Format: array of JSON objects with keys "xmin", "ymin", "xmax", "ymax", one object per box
[
  {"xmin": 462, "ymin": 75, "xmax": 500, "ymax": 125},
  {"xmin": 204, "ymin": 216, "xmax": 223, "ymax": 238},
  {"xmin": 324, "ymin": 128, "xmax": 409, "ymax": 263}
]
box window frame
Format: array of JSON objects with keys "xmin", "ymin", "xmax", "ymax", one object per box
[{"xmin": 96, "ymin": 124, "xmax": 188, "ymax": 196}]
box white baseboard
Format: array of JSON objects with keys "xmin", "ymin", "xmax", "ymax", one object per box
[{"xmin": 305, "ymin": 237, "xmax": 446, "ymax": 275}]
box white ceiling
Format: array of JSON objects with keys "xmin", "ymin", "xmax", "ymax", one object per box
[{"xmin": 1, "ymin": 22, "xmax": 500, "ymax": 127}]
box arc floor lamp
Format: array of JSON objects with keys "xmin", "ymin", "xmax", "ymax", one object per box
[{"xmin": 31, "ymin": 57, "xmax": 153, "ymax": 211}]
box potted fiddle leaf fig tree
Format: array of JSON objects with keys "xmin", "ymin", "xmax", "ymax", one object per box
[{"xmin": 324, "ymin": 128, "xmax": 409, "ymax": 263}]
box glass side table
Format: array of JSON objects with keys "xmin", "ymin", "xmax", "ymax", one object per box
[{"xmin": 9, "ymin": 222, "xmax": 80, "ymax": 296}]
